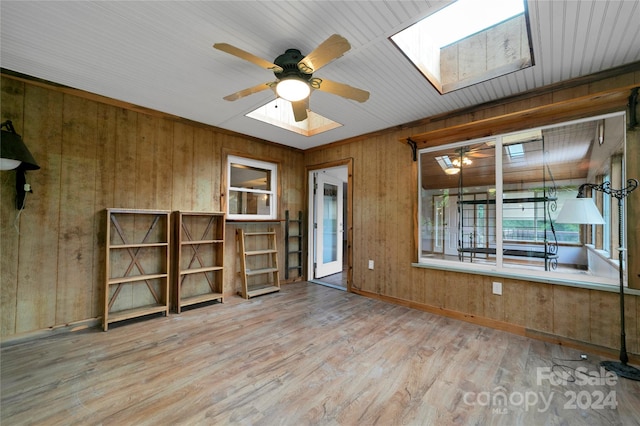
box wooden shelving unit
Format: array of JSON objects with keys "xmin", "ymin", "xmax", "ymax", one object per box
[
  {"xmin": 104, "ymin": 208, "xmax": 171, "ymax": 331},
  {"xmin": 173, "ymin": 211, "xmax": 225, "ymax": 313},
  {"xmin": 285, "ymin": 210, "xmax": 304, "ymax": 280},
  {"xmin": 237, "ymin": 228, "xmax": 280, "ymax": 299}
]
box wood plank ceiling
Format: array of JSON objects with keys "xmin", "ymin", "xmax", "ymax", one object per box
[{"xmin": 1, "ymin": 1, "xmax": 639, "ymax": 150}]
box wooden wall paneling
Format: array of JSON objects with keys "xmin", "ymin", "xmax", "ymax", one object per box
[
  {"xmin": 396, "ymin": 138, "xmax": 415, "ymax": 301},
  {"xmin": 422, "ymin": 269, "xmax": 446, "ymax": 308},
  {"xmin": 377, "ymin": 137, "xmax": 392, "ymax": 297},
  {"xmin": 347, "ymin": 143, "xmax": 362, "ymax": 291},
  {"xmin": 136, "ymin": 114, "xmax": 173, "ymax": 210},
  {"xmin": 14, "ymin": 85, "xmax": 64, "ymax": 331},
  {"xmin": 482, "ymin": 275, "xmax": 504, "ymax": 321},
  {"xmin": 192, "ymin": 127, "xmax": 215, "ymax": 212},
  {"xmin": 589, "ymin": 290, "xmax": 620, "ymax": 349},
  {"xmin": 408, "ymin": 266, "xmax": 425, "ymax": 305},
  {"xmin": 383, "ymin": 139, "xmax": 398, "ymax": 298},
  {"xmin": 55, "ymin": 95, "xmax": 98, "ymax": 326},
  {"xmin": 524, "ymin": 282, "xmax": 554, "ymax": 333},
  {"xmin": 93, "ymin": 104, "xmax": 117, "ymax": 318},
  {"xmin": 0, "ymin": 77, "xmax": 25, "ymax": 335},
  {"xmin": 626, "ymin": 295, "xmax": 638, "ymax": 354},
  {"xmin": 133, "ymin": 115, "xmax": 173, "ymax": 309},
  {"xmin": 466, "ymin": 274, "xmax": 484, "ymax": 317},
  {"xmin": 502, "ymin": 279, "xmax": 527, "ymax": 327},
  {"xmin": 443, "ymin": 272, "xmax": 469, "ymax": 314},
  {"xmin": 113, "ymin": 108, "xmax": 138, "ymax": 208},
  {"xmin": 588, "ymin": 72, "xmax": 636, "ymax": 95},
  {"xmin": 172, "ymin": 122, "xmax": 194, "ymax": 211},
  {"xmin": 367, "ymin": 140, "xmax": 381, "ymax": 294},
  {"xmin": 552, "ymin": 286, "xmax": 591, "ymax": 342},
  {"xmin": 590, "ymin": 291, "xmax": 638, "ymax": 355}
]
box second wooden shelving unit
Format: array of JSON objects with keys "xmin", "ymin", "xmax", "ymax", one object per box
[
  {"xmin": 237, "ymin": 228, "xmax": 280, "ymax": 299},
  {"xmin": 174, "ymin": 211, "xmax": 225, "ymax": 313}
]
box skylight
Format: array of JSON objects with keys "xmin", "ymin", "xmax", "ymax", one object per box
[
  {"xmin": 246, "ymin": 98, "xmax": 342, "ymax": 137},
  {"xmin": 391, "ymin": 0, "xmax": 531, "ymax": 94}
]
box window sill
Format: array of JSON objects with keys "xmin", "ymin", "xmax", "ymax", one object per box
[
  {"xmin": 411, "ymin": 261, "xmax": 640, "ymax": 296},
  {"xmin": 226, "ymin": 219, "xmax": 284, "ymax": 223}
]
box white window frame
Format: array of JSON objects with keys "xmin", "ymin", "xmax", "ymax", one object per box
[
  {"xmin": 416, "ymin": 112, "xmax": 628, "ymax": 290},
  {"xmin": 226, "ymin": 155, "xmax": 278, "ymax": 221}
]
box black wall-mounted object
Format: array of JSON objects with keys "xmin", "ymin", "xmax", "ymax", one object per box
[{"xmin": 1, "ymin": 120, "xmax": 40, "ymax": 209}]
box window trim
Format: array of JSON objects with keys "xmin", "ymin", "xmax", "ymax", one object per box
[{"xmin": 226, "ymin": 155, "xmax": 278, "ymax": 221}]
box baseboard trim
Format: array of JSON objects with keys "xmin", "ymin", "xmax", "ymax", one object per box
[
  {"xmin": 1, "ymin": 318, "xmax": 101, "ymax": 347},
  {"xmin": 351, "ymin": 288, "xmax": 640, "ymax": 365}
]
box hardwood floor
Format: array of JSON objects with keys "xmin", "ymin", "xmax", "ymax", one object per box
[{"xmin": 2, "ymin": 282, "xmax": 640, "ymax": 425}]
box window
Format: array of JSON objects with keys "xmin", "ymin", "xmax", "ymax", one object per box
[
  {"xmin": 418, "ymin": 113, "xmax": 627, "ymax": 286},
  {"xmin": 227, "ymin": 156, "xmax": 277, "ymax": 220},
  {"xmin": 391, "ymin": 0, "xmax": 532, "ymax": 93}
]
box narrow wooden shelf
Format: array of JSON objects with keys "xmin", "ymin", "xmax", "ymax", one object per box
[
  {"xmin": 246, "ymin": 285, "xmax": 280, "ymax": 298},
  {"xmin": 245, "ymin": 267, "xmax": 279, "ymax": 276},
  {"xmin": 245, "ymin": 249, "xmax": 277, "ymax": 256},
  {"xmin": 109, "ymin": 242, "xmax": 169, "ymax": 249},
  {"xmin": 237, "ymin": 228, "xmax": 280, "ymax": 299},
  {"xmin": 285, "ymin": 210, "xmax": 304, "ymax": 280},
  {"xmin": 179, "ymin": 266, "xmax": 223, "ymax": 275},
  {"xmin": 179, "ymin": 292, "xmax": 223, "ymax": 307},
  {"xmin": 108, "ymin": 273, "xmax": 168, "ymax": 285},
  {"xmin": 173, "ymin": 211, "xmax": 225, "ymax": 313},
  {"xmin": 106, "ymin": 304, "xmax": 169, "ymax": 325},
  {"xmin": 180, "ymin": 239, "xmax": 223, "ymax": 245}
]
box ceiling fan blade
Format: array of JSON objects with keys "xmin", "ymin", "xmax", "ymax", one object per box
[
  {"xmin": 213, "ymin": 43, "xmax": 283, "ymax": 73},
  {"xmin": 291, "ymin": 99, "xmax": 309, "ymax": 122},
  {"xmin": 298, "ymin": 34, "xmax": 351, "ymax": 74},
  {"xmin": 314, "ymin": 78, "xmax": 370, "ymax": 103},
  {"xmin": 223, "ymin": 82, "xmax": 276, "ymax": 101},
  {"xmin": 468, "ymin": 152, "xmax": 493, "ymax": 158}
]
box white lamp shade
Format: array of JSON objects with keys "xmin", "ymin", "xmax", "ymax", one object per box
[
  {"xmin": 556, "ymin": 197, "xmax": 605, "ymax": 224},
  {"xmin": 0, "ymin": 158, "xmax": 22, "ymax": 170},
  {"xmin": 276, "ymin": 79, "xmax": 310, "ymax": 102}
]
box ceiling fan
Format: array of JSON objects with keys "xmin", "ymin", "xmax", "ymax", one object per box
[{"xmin": 213, "ymin": 34, "xmax": 370, "ymax": 122}]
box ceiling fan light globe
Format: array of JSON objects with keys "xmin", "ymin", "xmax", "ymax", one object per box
[
  {"xmin": 276, "ymin": 79, "xmax": 310, "ymax": 102},
  {"xmin": 445, "ymin": 167, "xmax": 460, "ymax": 175}
]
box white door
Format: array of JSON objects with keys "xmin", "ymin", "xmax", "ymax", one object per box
[{"xmin": 314, "ymin": 172, "xmax": 344, "ymax": 278}]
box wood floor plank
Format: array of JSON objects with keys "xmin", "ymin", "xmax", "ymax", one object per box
[{"xmin": 2, "ymin": 282, "xmax": 640, "ymax": 425}]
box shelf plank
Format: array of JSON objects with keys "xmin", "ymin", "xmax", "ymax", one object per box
[
  {"xmin": 245, "ymin": 267, "xmax": 278, "ymax": 276},
  {"xmin": 107, "ymin": 304, "xmax": 168, "ymax": 324},
  {"xmin": 108, "ymin": 273, "xmax": 168, "ymax": 285},
  {"xmin": 179, "ymin": 292, "xmax": 223, "ymax": 307},
  {"xmin": 245, "ymin": 249, "xmax": 277, "ymax": 256},
  {"xmin": 178, "ymin": 266, "xmax": 223, "ymax": 275},
  {"xmin": 109, "ymin": 242, "xmax": 169, "ymax": 249},
  {"xmin": 243, "ymin": 231, "xmax": 276, "ymax": 236},
  {"xmin": 180, "ymin": 239, "xmax": 224, "ymax": 245},
  {"xmin": 246, "ymin": 285, "xmax": 280, "ymax": 298}
]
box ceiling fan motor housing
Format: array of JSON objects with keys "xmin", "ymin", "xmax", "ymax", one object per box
[{"xmin": 273, "ymin": 49, "xmax": 312, "ymax": 81}]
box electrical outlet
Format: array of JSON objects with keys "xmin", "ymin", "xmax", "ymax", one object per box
[
  {"xmin": 368, "ymin": 260, "xmax": 374, "ymax": 270},
  {"xmin": 492, "ymin": 281, "xmax": 502, "ymax": 295}
]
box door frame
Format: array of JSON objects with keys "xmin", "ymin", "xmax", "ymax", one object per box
[
  {"xmin": 314, "ymin": 172, "xmax": 344, "ymax": 278},
  {"xmin": 306, "ymin": 159, "xmax": 353, "ymax": 292}
]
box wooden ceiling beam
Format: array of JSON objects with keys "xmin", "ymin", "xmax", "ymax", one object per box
[{"xmin": 402, "ymin": 84, "xmax": 638, "ymax": 150}]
